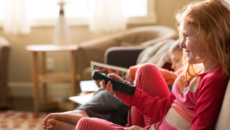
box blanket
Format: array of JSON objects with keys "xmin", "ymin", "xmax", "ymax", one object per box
[{"xmin": 136, "ymin": 39, "xmax": 176, "ymax": 68}]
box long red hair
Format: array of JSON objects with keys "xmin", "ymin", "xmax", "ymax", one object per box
[{"xmin": 176, "ymin": 0, "xmax": 230, "ymax": 81}]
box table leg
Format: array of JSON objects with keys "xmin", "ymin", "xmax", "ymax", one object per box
[
  {"xmin": 41, "ymin": 52, "xmax": 47, "ymax": 102},
  {"xmin": 30, "ymin": 51, "xmax": 39, "ymax": 112},
  {"xmin": 70, "ymin": 50, "xmax": 76, "ymax": 96}
]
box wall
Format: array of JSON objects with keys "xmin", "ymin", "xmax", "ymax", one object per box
[
  {"xmin": 156, "ymin": 0, "xmax": 198, "ymax": 27},
  {"xmin": 0, "ymin": 0, "xmax": 197, "ymax": 98}
]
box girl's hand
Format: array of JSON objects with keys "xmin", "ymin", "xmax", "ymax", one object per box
[
  {"xmin": 108, "ymin": 73, "xmax": 125, "ymax": 82},
  {"xmin": 95, "ymin": 80, "xmax": 101, "ymax": 88},
  {"xmin": 100, "ymin": 73, "xmax": 125, "ymax": 95},
  {"xmin": 124, "ymin": 126, "xmax": 147, "ymax": 130}
]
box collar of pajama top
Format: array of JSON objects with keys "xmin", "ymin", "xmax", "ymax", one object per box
[{"xmin": 171, "ymin": 73, "xmax": 205, "ymax": 122}]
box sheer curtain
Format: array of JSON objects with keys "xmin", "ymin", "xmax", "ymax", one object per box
[
  {"xmin": 3, "ymin": 0, "xmax": 30, "ymax": 35},
  {"xmin": 89, "ymin": 0, "xmax": 126, "ymax": 33}
]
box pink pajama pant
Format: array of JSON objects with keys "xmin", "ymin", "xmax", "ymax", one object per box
[{"xmin": 76, "ymin": 63, "xmax": 171, "ymax": 130}]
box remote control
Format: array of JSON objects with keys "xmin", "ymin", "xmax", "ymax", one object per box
[{"xmin": 92, "ymin": 70, "xmax": 136, "ymax": 95}]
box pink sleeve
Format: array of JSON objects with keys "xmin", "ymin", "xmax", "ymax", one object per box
[
  {"xmin": 115, "ymin": 88, "xmax": 176, "ymax": 122},
  {"xmin": 191, "ymin": 74, "xmax": 228, "ymax": 130}
]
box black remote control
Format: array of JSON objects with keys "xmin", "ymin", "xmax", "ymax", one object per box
[{"xmin": 92, "ymin": 70, "xmax": 136, "ymax": 95}]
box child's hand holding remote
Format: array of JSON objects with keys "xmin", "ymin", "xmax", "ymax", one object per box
[
  {"xmin": 108, "ymin": 73, "xmax": 126, "ymax": 82},
  {"xmin": 100, "ymin": 73, "xmax": 125, "ymax": 95}
]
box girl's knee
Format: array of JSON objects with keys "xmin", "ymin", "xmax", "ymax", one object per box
[
  {"xmin": 135, "ymin": 63, "xmax": 167, "ymax": 94},
  {"xmin": 137, "ymin": 63, "xmax": 159, "ymax": 76}
]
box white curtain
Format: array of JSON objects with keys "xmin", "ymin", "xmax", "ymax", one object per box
[
  {"xmin": 89, "ymin": 0, "xmax": 126, "ymax": 33},
  {"xmin": 3, "ymin": 0, "xmax": 30, "ymax": 35}
]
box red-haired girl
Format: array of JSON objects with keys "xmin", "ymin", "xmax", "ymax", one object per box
[{"xmin": 47, "ymin": 0, "xmax": 230, "ymax": 129}]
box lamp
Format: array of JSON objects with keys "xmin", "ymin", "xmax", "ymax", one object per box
[{"xmin": 53, "ymin": 0, "xmax": 71, "ymax": 45}]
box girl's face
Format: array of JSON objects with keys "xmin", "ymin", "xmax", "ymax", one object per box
[
  {"xmin": 180, "ymin": 22, "xmax": 204, "ymax": 64},
  {"xmin": 170, "ymin": 50, "xmax": 183, "ymax": 71}
]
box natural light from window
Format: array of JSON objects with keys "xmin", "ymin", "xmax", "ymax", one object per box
[{"xmin": 0, "ymin": 0, "xmax": 154, "ymax": 26}]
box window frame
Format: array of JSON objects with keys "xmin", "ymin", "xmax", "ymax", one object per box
[{"xmin": 0, "ymin": 0, "xmax": 157, "ymax": 27}]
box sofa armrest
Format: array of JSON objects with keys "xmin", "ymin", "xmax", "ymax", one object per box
[{"xmin": 104, "ymin": 46, "xmax": 146, "ymax": 68}]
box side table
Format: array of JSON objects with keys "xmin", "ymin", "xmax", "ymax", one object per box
[{"xmin": 26, "ymin": 44, "xmax": 79, "ymax": 112}]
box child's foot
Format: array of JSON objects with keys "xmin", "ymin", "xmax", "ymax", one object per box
[
  {"xmin": 43, "ymin": 113, "xmax": 53, "ymax": 129},
  {"xmin": 46, "ymin": 119, "xmax": 75, "ymax": 130},
  {"xmin": 42, "ymin": 110, "xmax": 89, "ymax": 129}
]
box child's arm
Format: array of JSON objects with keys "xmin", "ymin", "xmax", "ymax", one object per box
[
  {"xmin": 129, "ymin": 64, "xmax": 178, "ymax": 85},
  {"xmin": 191, "ymin": 75, "xmax": 228, "ymax": 130}
]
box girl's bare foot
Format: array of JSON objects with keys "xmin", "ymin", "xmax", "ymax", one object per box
[
  {"xmin": 46, "ymin": 119, "xmax": 75, "ymax": 130},
  {"xmin": 43, "ymin": 114, "xmax": 53, "ymax": 129},
  {"xmin": 42, "ymin": 110, "xmax": 89, "ymax": 129}
]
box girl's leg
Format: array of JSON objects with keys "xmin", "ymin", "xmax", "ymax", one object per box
[
  {"xmin": 76, "ymin": 117, "xmax": 124, "ymax": 130},
  {"xmin": 130, "ymin": 63, "xmax": 170, "ymax": 127},
  {"xmin": 76, "ymin": 64, "xmax": 170, "ymax": 130},
  {"xmin": 126, "ymin": 107, "xmax": 145, "ymax": 127}
]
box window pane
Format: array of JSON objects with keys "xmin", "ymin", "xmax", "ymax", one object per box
[
  {"xmin": 0, "ymin": 0, "xmax": 148, "ymax": 20},
  {"xmin": 121, "ymin": 0, "xmax": 147, "ymax": 17},
  {"xmin": 65, "ymin": 0, "xmax": 90, "ymax": 17},
  {"xmin": 25, "ymin": 0, "xmax": 59, "ymax": 19},
  {"xmin": 0, "ymin": 0, "xmax": 5, "ymax": 20}
]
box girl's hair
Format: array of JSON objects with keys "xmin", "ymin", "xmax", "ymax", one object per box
[
  {"xmin": 176, "ymin": 0, "xmax": 230, "ymax": 81},
  {"xmin": 169, "ymin": 39, "xmax": 183, "ymax": 54}
]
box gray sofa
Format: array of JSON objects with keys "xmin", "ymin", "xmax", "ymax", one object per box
[{"xmin": 77, "ymin": 26, "xmax": 178, "ymax": 80}]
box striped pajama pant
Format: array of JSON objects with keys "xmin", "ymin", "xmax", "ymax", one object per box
[{"xmin": 76, "ymin": 63, "xmax": 171, "ymax": 130}]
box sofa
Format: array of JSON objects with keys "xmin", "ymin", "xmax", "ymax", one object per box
[
  {"xmin": 215, "ymin": 80, "xmax": 230, "ymax": 129},
  {"xmin": 104, "ymin": 46, "xmax": 230, "ymax": 129},
  {"xmin": 77, "ymin": 26, "xmax": 178, "ymax": 80},
  {"xmin": 0, "ymin": 36, "xmax": 11, "ymax": 109}
]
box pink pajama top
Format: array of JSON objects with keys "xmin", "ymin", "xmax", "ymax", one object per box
[{"xmin": 116, "ymin": 65, "xmax": 229, "ymax": 130}]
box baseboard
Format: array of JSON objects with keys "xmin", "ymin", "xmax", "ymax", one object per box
[{"xmin": 9, "ymin": 82, "xmax": 71, "ymax": 100}]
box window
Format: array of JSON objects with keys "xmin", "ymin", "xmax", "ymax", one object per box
[{"xmin": 0, "ymin": 0, "xmax": 156, "ymax": 27}]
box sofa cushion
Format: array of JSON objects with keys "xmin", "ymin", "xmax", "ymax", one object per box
[
  {"xmin": 119, "ymin": 41, "xmax": 136, "ymax": 46},
  {"xmin": 136, "ymin": 39, "xmax": 176, "ymax": 68},
  {"xmin": 215, "ymin": 80, "xmax": 230, "ymax": 130}
]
